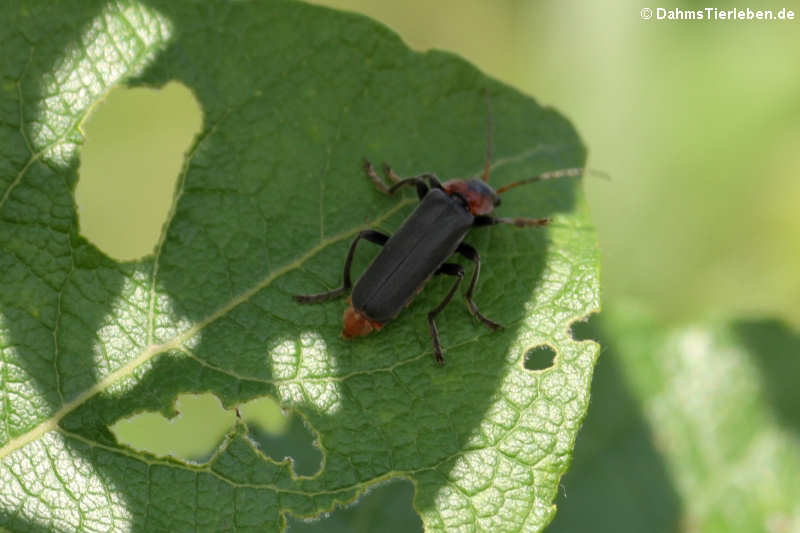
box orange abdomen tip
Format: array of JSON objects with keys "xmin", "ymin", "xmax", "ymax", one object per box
[{"xmin": 342, "ymin": 301, "xmax": 383, "ymax": 339}]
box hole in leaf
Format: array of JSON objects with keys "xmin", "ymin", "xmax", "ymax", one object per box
[
  {"xmin": 286, "ymin": 479, "xmax": 422, "ymax": 533},
  {"xmin": 110, "ymin": 393, "xmax": 322, "ymax": 475},
  {"xmin": 110, "ymin": 393, "xmax": 235, "ymax": 463},
  {"xmin": 570, "ymin": 312, "xmax": 600, "ymax": 342},
  {"xmin": 239, "ymin": 397, "xmax": 323, "ymax": 477},
  {"xmin": 76, "ymin": 81, "xmax": 202, "ymax": 260},
  {"xmin": 523, "ymin": 344, "xmax": 557, "ymax": 371}
]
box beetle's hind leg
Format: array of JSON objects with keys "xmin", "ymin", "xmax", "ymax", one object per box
[
  {"xmin": 473, "ymin": 215, "xmax": 550, "ymax": 228},
  {"xmin": 293, "ymin": 285, "xmax": 348, "ymax": 304},
  {"xmin": 455, "ymin": 242, "xmax": 503, "ymax": 331},
  {"xmin": 428, "ymin": 263, "xmax": 466, "ymax": 365},
  {"xmin": 293, "ymin": 230, "xmax": 389, "ymax": 303}
]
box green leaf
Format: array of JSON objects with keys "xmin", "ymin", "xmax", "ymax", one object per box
[
  {"xmin": 0, "ymin": 1, "xmax": 599, "ymax": 531},
  {"xmin": 549, "ymin": 307, "xmax": 800, "ymax": 532}
]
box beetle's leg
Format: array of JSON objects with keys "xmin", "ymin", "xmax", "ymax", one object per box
[
  {"xmin": 363, "ymin": 158, "xmax": 428, "ymax": 198},
  {"xmin": 473, "ymin": 215, "xmax": 550, "ymax": 228},
  {"xmin": 363, "ymin": 158, "xmax": 442, "ymax": 200},
  {"xmin": 427, "ymin": 262, "xmax": 465, "ymax": 365},
  {"xmin": 387, "ymin": 175, "xmax": 442, "ymax": 200},
  {"xmin": 293, "ymin": 230, "xmax": 389, "ymax": 303},
  {"xmin": 363, "ymin": 158, "xmax": 393, "ymax": 194},
  {"xmin": 383, "ymin": 164, "xmax": 446, "ymax": 189},
  {"xmin": 381, "ymin": 163, "xmax": 402, "ymax": 184},
  {"xmin": 455, "ymin": 242, "xmax": 503, "ymax": 331}
]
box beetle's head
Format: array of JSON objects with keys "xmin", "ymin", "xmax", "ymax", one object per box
[{"xmin": 443, "ymin": 178, "xmax": 500, "ymax": 215}]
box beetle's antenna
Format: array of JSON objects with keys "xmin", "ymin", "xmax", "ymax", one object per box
[
  {"xmin": 481, "ymin": 90, "xmax": 493, "ymax": 182},
  {"xmin": 497, "ymin": 167, "xmax": 610, "ymax": 193},
  {"xmin": 496, "ymin": 167, "xmax": 584, "ymax": 194}
]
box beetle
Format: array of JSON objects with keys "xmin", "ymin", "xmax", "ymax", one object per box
[{"xmin": 294, "ymin": 105, "xmax": 582, "ymax": 364}]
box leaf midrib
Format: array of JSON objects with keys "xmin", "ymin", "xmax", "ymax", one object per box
[{"xmin": 0, "ymin": 196, "xmax": 413, "ymax": 461}]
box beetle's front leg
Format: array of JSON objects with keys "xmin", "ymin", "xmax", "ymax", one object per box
[
  {"xmin": 363, "ymin": 158, "xmax": 440, "ymax": 200},
  {"xmin": 293, "ymin": 230, "xmax": 389, "ymax": 303},
  {"xmin": 473, "ymin": 215, "xmax": 550, "ymax": 228},
  {"xmin": 381, "ymin": 162, "xmax": 402, "ymax": 184},
  {"xmin": 363, "ymin": 158, "xmax": 394, "ymax": 194}
]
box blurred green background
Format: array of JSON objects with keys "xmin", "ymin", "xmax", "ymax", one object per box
[{"xmin": 79, "ymin": 0, "xmax": 800, "ymax": 531}]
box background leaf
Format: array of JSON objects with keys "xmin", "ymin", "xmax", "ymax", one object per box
[
  {"xmin": 0, "ymin": 1, "xmax": 599, "ymax": 532},
  {"xmin": 549, "ymin": 307, "xmax": 800, "ymax": 533}
]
